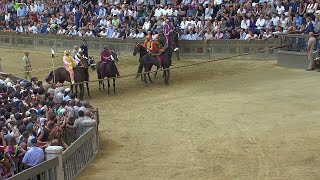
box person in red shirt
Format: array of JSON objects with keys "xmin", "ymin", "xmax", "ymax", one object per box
[{"xmin": 149, "ymin": 36, "xmax": 165, "ymax": 69}]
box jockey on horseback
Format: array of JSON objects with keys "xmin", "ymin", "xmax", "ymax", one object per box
[
  {"xmin": 63, "ymin": 50, "xmax": 78, "ymax": 84},
  {"xmin": 144, "ymin": 35, "xmax": 152, "ymax": 52},
  {"xmin": 100, "ymin": 45, "xmax": 120, "ymax": 78},
  {"xmin": 75, "ymin": 48, "xmax": 85, "ymax": 65},
  {"xmin": 163, "ymin": 19, "xmax": 172, "ymax": 48},
  {"xmin": 150, "ymin": 36, "xmax": 165, "ymax": 69}
]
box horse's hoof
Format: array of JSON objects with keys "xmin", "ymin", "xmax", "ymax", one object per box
[{"xmin": 88, "ymin": 96, "xmax": 92, "ymax": 99}]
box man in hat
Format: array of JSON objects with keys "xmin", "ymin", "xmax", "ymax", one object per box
[
  {"xmin": 22, "ymin": 51, "xmax": 32, "ymax": 80},
  {"xmin": 63, "ymin": 50, "xmax": 78, "ymax": 84},
  {"xmin": 22, "ymin": 138, "xmax": 44, "ymax": 169},
  {"xmin": 100, "ymin": 46, "xmax": 120, "ymax": 78},
  {"xmin": 144, "ymin": 35, "xmax": 152, "ymax": 52}
]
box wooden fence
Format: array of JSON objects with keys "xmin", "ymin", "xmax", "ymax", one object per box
[{"xmin": 0, "ymin": 32, "xmax": 279, "ymax": 60}]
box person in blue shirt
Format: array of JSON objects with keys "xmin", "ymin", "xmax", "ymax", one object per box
[
  {"xmin": 293, "ymin": 12, "xmax": 303, "ymax": 26},
  {"xmin": 305, "ymin": 17, "xmax": 314, "ymax": 34},
  {"xmin": 290, "ymin": 0, "xmax": 300, "ymax": 14},
  {"xmin": 40, "ymin": 24, "xmax": 48, "ymax": 34},
  {"xmin": 16, "ymin": 4, "xmax": 27, "ymax": 17},
  {"xmin": 74, "ymin": 8, "xmax": 82, "ymax": 30}
]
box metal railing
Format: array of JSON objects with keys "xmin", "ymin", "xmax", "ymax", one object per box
[{"xmin": 8, "ymin": 157, "xmax": 59, "ymax": 180}]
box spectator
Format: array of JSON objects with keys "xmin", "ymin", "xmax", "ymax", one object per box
[
  {"xmin": 22, "ymin": 138, "xmax": 44, "ymax": 169},
  {"xmin": 21, "ymin": 51, "xmax": 32, "ymax": 80}
]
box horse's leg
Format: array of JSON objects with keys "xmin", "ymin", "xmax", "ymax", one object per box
[
  {"xmin": 75, "ymin": 85, "xmax": 78, "ymax": 98},
  {"xmin": 164, "ymin": 70, "xmax": 167, "ymax": 84},
  {"xmin": 86, "ymin": 82, "xmax": 91, "ymax": 98},
  {"xmin": 148, "ymin": 72, "xmax": 152, "ymax": 82},
  {"xmin": 107, "ymin": 79, "xmax": 110, "ymax": 95},
  {"xmin": 143, "ymin": 69, "xmax": 148, "ymax": 87},
  {"xmin": 103, "ymin": 79, "xmax": 105, "ymax": 90},
  {"xmin": 167, "ymin": 69, "xmax": 170, "ymax": 85},
  {"xmin": 113, "ymin": 79, "xmax": 116, "ymax": 94},
  {"xmin": 176, "ymin": 51, "xmax": 180, "ymax": 61},
  {"xmin": 79, "ymin": 84, "xmax": 84, "ymax": 100}
]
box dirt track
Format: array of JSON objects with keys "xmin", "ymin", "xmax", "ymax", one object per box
[
  {"xmin": 1, "ymin": 48, "xmax": 318, "ymax": 179},
  {"xmin": 73, "ymin": 57, "xmax": 320, "ymax": 180}
]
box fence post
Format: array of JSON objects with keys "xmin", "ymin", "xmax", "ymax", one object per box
[
  {"xmin": 81, "ymin": 118, "xmax": 98, "ymax": 153},
  {"xmin": 45, "ymin": 146, "xmax": 64, "ymax": 180}
]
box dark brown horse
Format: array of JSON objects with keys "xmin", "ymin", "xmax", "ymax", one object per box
[
  {"xmin": 47, "ymin": 67, "xmax": 87, "ymax": 100},
  {"xmin": 47, "ymin": 56, "xmax": 93, "ymax": 100},
  {"xmin": 96, "ymin": 51, "xmax": 119, "ymax": 95}
]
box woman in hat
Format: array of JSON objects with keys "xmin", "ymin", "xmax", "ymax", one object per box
[{"xmin": 63, "ymin": 50, "xmax": 78, "ymax": 84}]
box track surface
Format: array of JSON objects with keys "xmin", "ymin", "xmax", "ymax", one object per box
[{"xmin": 1, "ymin": 49, "xmax": 319, "ymax": 179}]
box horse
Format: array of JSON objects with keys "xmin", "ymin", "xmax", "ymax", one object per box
[
  {"xmin": 47, "ymin": 66, "xmax": 87, "ymax": 100},
  {"xmin": 96, "ymin": 51, "xmax": 119, "ymax": 95},
  {"xmin": 140, "ymin": 46, "xmax": 175, "ymax": 86},
  {"xmin": 133, "ymin": 43, "xmax": 159, "ymax": 81}
]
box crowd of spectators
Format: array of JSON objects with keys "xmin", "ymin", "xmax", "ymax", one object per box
[
  {"xmin": 0, "ymin": 0, "xmax": 319, "ymax": 41},
  {"xmin": 0, "ymin": 74, "xmax": 96, "ymax": 179}
]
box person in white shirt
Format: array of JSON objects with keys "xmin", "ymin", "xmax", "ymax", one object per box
[
  {"xmin": 128, "ymin": 29, "xmax": 137, "ymax": 38},
  {"xmin": 29, "ymin": 2, "xmax": 37, "ymax": 13},
  {"xmin": 4, "ymin": 12, "xmax": 10, "ymax": 21},
  {"xmin": 57, "ymin": 26, "xmax": 66, "ymax": 35},
  {"xmin": 271, "ymin": 13, "xmax": 280, "ymax": 27},
  {"xmin": 29, "ymin": 22, "xmax": 39, "ymax": 34},
  {"xmin": 194, "ymin": 19, "xmax": 202, "ymax": 30},
  {"xmin": 240, "ymin": 16, "xmax": 250, "ymax": 30},
  {"xmin": 167, "ymin": 5, "xmax": 173, "ymax": 16},
  {"xmin": 239, "ymin": 28, "xmax": 247, "ymax": 40},
  {"xmin": 154, "ymin": 6, "xmax": 163, "ymax": 19},
  {"xmin": 99, "ymin": 16, "xmax": 108, "ymax": 28},
  {"xmin": 180, "ymin": 17, "xmax": 187, "ymax": 30},
  {"xmin": 111, "ymin": 6, "xmax": 120, "ymax": 16},
  {"xmin": 112, "ymin": 29, "xmax": 120, "ymax": 38},
  {"xmin": 16, "ymin": 25, "xmax": 24, "ymax": 33},
  {"xmin": 84, "ymin": 29, "xmax": 94, "ymax": 37},
  {"xmin": 255, "ymin": 14, "xmax": 265, "ymax": 29},
  {"xmin": 205, "ymin": 6, "xmax": 213, "ymax": 20},
  {"xmin": 279, "ymin": 14, "xmax": 288, "ymax": 28},
  {"xmin": 99, "ymin": 28, "xmax": 108, "ymax": 37},
  {"xmin": 276, "ymin": 2, "xmax": 285, "ymax": 15},
  {"xmin": 245, "ymin": 30, "xmax": 257, "ymax": 40},
  {"xmin": 136, "ymin": 29, "xmax": 145, "ymax": 39},
  {"xmin": 142, "ymin": 18, "xmax": 151, "ymax": 32},
  {"xmin": 204, "ymin": 29, "xmax": 214, "ymax": 41},
  {"xmin": 214, "ymin": 0, "xmax": 223, "ymax": 6},
  {"xmin": 237, "ymin": 4, "xmax": 246, "ymax": 16},
  {"xmin": 186, "ymin": 17, "xmax": 195, "ymax": 30},
  {"xmin": 68, "ymin": 27, "xmax": 78, "ymax": 36}
]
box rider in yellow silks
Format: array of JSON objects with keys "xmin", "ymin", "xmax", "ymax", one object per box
[{"xmin": 63, "ymin": 50, "xmax": 78, "ymax": 84}]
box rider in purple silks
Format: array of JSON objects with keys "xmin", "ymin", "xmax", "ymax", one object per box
[{"xmin": 100, "ymin": 46, "xmax": 120, "ymax": 78}]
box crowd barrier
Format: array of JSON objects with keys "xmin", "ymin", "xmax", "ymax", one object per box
[
  {"xmin": 0, "ymin": 32, "xmax": 279, "ymax": 60},
  {"xmin": 8, "ymin": 110, "xmax": 99, "ymax": 180}
]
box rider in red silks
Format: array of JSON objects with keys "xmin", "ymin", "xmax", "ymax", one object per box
[{"xmin": 100, "ymin": 45, "xmax": 120, "ymax": 78}]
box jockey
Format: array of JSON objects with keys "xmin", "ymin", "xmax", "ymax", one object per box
[
  {"xmin": 100, "ymin": 45, "xmax": 120, "ymax": 78},
  {"xmin": 143, "ymin": 35, "xmax": 152, "ymax": 52},
  {"xmin": 150, "ymin": 36, "xmax": 165, "ymax": 69},
  {"xmin": 163, "ymin": 19, "xmax": 172, "ymax": 48},
  {"xmin": 63, "ymin": 50, "xmax": 78, "ymax": 84}
]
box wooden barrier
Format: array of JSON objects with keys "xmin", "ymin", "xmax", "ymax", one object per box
[
  {"xmin": 8, "ymin": 157, "xmax": 59, "ymax": 180},
  {"xmin": 0, "ymin": 32, "xmax": 279, "ymax": 60}
]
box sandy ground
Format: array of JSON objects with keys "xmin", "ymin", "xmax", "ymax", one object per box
[{"xmin": 1, "ymin": 48, "xmax": 319, "ymax": 179}]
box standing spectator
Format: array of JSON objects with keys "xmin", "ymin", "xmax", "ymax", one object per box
[
  {"xmin": 66, "ymin": 110, "xmax": 86, "ymax": 139},
  {"xmin": 22, "ymin": 138, "xmax": 44, "ymax": 169},
  {"xmin": 306, "ymin": 32, "xmax": 317, "ymax": 71},
  {"xmin": 22, "ymin": 51, "xmax": 32, "ymax": 80},
  {"xmin": 304, "ymin": 17, "xmax": 314, "ymax": 34},
  {"xmin": 17, "ymin": 4, "xmax": 27, "ymax": 18}
]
